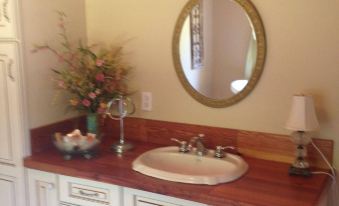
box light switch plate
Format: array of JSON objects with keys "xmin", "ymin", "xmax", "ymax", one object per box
[{"xmin": 141, "ymin": 92, "xmax": 152, "ymax": 111}]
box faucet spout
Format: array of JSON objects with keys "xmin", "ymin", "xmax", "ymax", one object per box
[{"xmin": 189, "ymin": 134, "xmax": 208, "ymax": 156}]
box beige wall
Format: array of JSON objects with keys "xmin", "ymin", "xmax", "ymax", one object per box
[
  {"xmin": 85, "ymin": 0, "xmax": 339, "ymax": 167},
  {"xmin": 22, "ymin": 0, "xmax": 87, "ymax": 128}
]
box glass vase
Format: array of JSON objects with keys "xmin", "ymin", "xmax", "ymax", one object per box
[{"xmin": 86, "ymin": 113, "xmax": 99, "ymax": 135}]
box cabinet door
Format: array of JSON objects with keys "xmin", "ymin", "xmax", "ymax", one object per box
[
  {"xmin": 0, "ymin": 0, "xmax": 18, "ymax": 38},
  {"xmin": 0, "ymin": 54, "xmax": 13, "ymax": 163},
  {"xmin": 27, "ymin": 169, "xmax": 58, "ymax": 206},
  {"xmin": 123, "ymin": 188, "xmax": 208, "ymax": 206},
  {"xmin": 0, "ymin": 175, "xmax": 16, "ymax": 206},
  {"xmin": 0, "ymin": 42, "xmax": 22, "ymax": 166}
]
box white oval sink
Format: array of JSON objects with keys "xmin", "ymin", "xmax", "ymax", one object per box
[{"xmin": 132, "ymin": 146, "xmax": 248, "ymax": 185}]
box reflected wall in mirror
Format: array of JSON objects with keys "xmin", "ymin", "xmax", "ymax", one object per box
[{"xmin": 173, "ymin": 0, "xmax": 266, "ymax": 107}]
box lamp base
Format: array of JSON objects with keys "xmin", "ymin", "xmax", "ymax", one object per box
[{"xmin": 288, "ymin": 166, "xmax": 312, "ymax": 177}]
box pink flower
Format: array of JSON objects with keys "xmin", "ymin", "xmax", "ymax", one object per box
[
  {"xmin": 82, "ymin": 99, "xmax": 91, "ymax": 107},
  {"xmin": 95, "ymin": 89, "xmax": 101, "ymax": 94},
  {"xmin": 88, "ymin": 92, "xmax": 96, "ymax": 99},
  {"xmin": 58, "ymin": 80, "xmax": 66, "ymax": 89},
  {"xmin": 95, "ymin": 73, "xmax": 105, "ymax": 82},
  {"xmin": 96, "ymin": 59, "xmax": 104, "ymax": 67}
]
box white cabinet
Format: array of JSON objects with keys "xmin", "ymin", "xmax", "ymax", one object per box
[
  {"xmin": 27, "ymin": 169, "xmax": 58, "ymax": 206},
  {"xmin": 0, "ymin": 175, "xmax": 16, "ymax": 206},
  {"xmin": 0, "ymin": 0, "xmax": 27, "ymax": 205},
  {"xmin": 27, "ymin": 170, "xmax": 207, "ymax": 206},
  {"xmin": 0, "ymin": 168, "xmax": 25, "ymax": 206},
  {"xmin": 123, "ymin": 188, "xmax": 207, "ymax": 206},
  {"xmin": 0, "ymin": 42, "xmax": 22, "ymax": 165},
  {"xmin": 0, "ymin": 42, "xmax": 26, "ymax": 206}
]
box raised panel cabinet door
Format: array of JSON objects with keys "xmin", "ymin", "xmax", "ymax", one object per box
[
  {"xmin": 27, "ymin": 169, "xmax": 58, "ymax": 206},
  {"xmin": 0, "ymin": 175, "xmax": 16, "ymax": 206},
  {"xmin": 0, "ymin": 0, "xmax": 18, "ymax": 39},
  {"xmin": 123, "ymin": 188, "xmax": 208, "ymax": 206},
  {"xmin": 0, "ymin": 42, "xmax": 22, "ymax": 166},
  {"xmin": 0, "ymin": 54, "xmax": 12, "ymax": 162}
]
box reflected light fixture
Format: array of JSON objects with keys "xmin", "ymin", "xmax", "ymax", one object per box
[{"xmin": 285, "ymin": 94, "xmax": 319, "ymax": 176}]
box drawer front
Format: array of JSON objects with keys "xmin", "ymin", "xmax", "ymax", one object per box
[
  {"xmin": 59, "ymin": 175, "xmax": 122, "ymax": 206},
  {"xmin": 60, "ymin": 203, "xmax": 78, "ymax": 206},
  {"xmin": 135, "ymin": 196, "xmax": 179, "ymax": 206},
  {"xmin": 70, "ymin": 182, "xmax": 109, "ymax": 203},
  {"xmin": 124, "ymin": 187, "xmax": 208, "ymax": 206}
]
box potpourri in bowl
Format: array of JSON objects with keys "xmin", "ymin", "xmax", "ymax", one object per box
[{"xmin": 53, "ymin": 129, "xmax": 100, "ymax": 160}]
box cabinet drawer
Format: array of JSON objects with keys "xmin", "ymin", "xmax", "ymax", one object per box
[
  {"xmin": 59, "ymin": 175, "xmax": 122, "ymax": 206},
  {"xmin": 124, "ymin": 187, "xmax": 208, "ymax": 206},
  {"xmin": 60, "ymin": 203, "xmax": 78, "ymax": 206},
  {"xmin": 135, "ymin": 196, "xmax": 179, "ymax": 206}
]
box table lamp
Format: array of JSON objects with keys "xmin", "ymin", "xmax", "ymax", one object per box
[{"xmin": 285, "ymin": 95, "xmax": 319, "ymax": 176}]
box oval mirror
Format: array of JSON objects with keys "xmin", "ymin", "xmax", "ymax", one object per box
[{"xmin": 173, "ymin": 0, "xmax": 266, "ymax": 107}]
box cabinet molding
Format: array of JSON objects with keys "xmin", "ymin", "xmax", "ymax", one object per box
[
  {"xmin": 27, "ymin": 169, "xmax": 58, "ymax": 206},
  {"xmin": 0, "ymin": 42, "xmax": 24, "ymax": 166},
  {"xmin": 0, "ymin": 0, "xmax": 17, "ymax": 39},
  {"xmin": 0, "ymin": 175, "xmax": 16, "ymax": 206},
  {"xmin": 0, "ymin": 59, "xmax": 13, "ymax": 163}
]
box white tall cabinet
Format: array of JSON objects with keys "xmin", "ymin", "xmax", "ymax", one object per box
[{"xmin": 0, "ymin": 0, "xmax": 28, "ymax": 205}]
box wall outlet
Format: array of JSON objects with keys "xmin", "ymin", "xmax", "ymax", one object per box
[{"xmin": 141, "ymin": 92, "xmax": 152, "ymax": 111}]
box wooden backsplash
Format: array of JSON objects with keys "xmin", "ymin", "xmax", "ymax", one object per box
[{"xmin": 30, "ymin": 116, "xmax": 333, "ymax": 169}]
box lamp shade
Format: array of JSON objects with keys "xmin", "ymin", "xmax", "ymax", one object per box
[{"xmin": 285, "ymin": 95, "xmax": 319, "ymax": 131}]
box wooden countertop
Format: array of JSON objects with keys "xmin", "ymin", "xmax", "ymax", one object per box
[{"xmin": 24, "ymin": 140, "xmax": 329, "ymax": 206}]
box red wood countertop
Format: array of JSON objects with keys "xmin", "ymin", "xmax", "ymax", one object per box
[{"xmin": 24, "ymin": 140, "xmax": 329, "ymax": 206}]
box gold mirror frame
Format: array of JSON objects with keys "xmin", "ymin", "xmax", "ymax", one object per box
[{"xmin": 172, "ymin": 0, "xmax": 266, "ymax": 108}]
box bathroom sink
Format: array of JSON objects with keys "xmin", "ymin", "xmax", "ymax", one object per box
[{"xmin": 132, "ymin": 146, "xmax": 248, "ymax": 185}]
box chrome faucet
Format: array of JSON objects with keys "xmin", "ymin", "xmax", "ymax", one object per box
[
  {"xmin": 189, "ymin": 134, "xmax": 207, "ymax": 156},
  {"xmin": 214, "ymin": 146, "xmax": 236, "ymax": 158},
  {"xmin": 171, "ymin": 138, "xmax": 189, "ymax": 153},
  {"xmin": 171, "ymin": 135, "xmax": 240, "ymax": 159}
]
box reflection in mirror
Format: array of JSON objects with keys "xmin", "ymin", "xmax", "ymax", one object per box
[{"xmin": 173, "ymin": 0, "xmax": 266, "ymax": 107}]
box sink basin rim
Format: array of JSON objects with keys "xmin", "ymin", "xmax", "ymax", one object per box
[{"xmin": 132, "ymin": 146, "xmax": 248, "ymax": 185}]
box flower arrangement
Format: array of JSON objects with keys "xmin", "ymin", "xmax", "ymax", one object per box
[{"xmin": 32, "ymin": 12, "xmax": 131, "ymax": 114}]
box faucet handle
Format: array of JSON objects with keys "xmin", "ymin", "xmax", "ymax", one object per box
[
  {"xmin": 171, "ymin": 138, "xmax": 189, "ymax": 153},
  {"xmin": 214, "ymin": 146, "xmax": 236, "ymax": 158}
]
